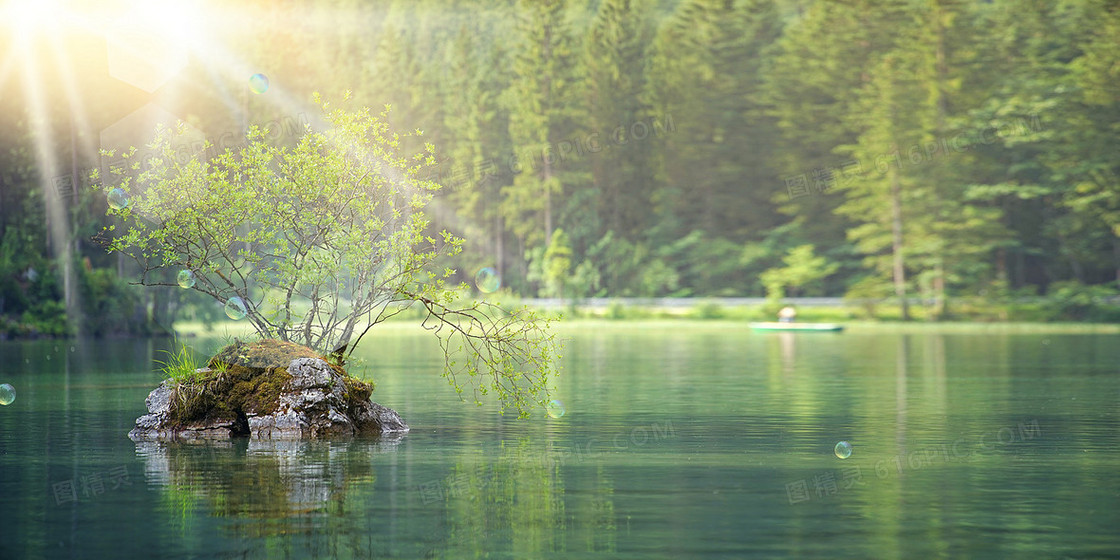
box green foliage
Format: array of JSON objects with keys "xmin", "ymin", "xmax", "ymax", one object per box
[
  {"xmin": 4, "ymin": 0, "xmax": 1120, "ymax": 336},
  {"xmin": 605, "ymin": 300, "xmax": 628, "ymax": 320},
  {"xmin": 690, "ymin": 301, "xmax": 725, "ymax": 320},
  {"xmin": 542, "ymin": 229, "xmax": 573, "ymax": 298},
  {"xmin": 78, "ymin": 267, "xmax": 151, "ymax": 337},
  {"xmin": 844, "ymin": 275, "xmax": 894, "ymax": 319},
  {"xmin": 503, "ymin": 0, "xmax": 581, "ymax": 248},
  {"xmin": 19, "ymin": 300, "xmax": 70, "ymax": 337},
  {"xmin": 101, "ymin": 98, "xmax": 452, "ymax": 353},
  {"xmin": 156, "ymin": 344, "xmax": 203, "ymax": 385},
  {"xmin": 420, "ymin": 299, "xmax": 559, "ymax": 418},
  {"xmin": 760, "ymin": 244, "xmax": 839, "ymax": 300},
  {"xmin": 580, "ymin": 231, "xmax": 679, "ymax": 297},
  {"xmin": 101, "ymin": 99, "xmax": 558, "ymax": 417},
  {"xmin": 1042, "ymin": 281, "xmax": 1120, "ymax": 322},
  {"xmin": 657, "ymin": 231, "xmax": 745, "ymax": 296},
  {"xmin": 648, "ymin": 0, "xmax": 783, "ymax": 245}
]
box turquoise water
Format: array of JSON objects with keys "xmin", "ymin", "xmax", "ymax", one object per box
[{"xmin": 1, "ymin": 323, "xmax": 1118, "ymax": 558}]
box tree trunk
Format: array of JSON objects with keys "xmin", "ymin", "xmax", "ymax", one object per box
[
  {"xmin": 889, "ymin": 163, "xmax": 910, "ymax": 320},
  {"xmin": 543, "ymin": 158, "xmax": 553, "ymax": 247},
  {"xmin": 542, "ymin": 23, "xmax": 554, "ymax": 248},
  {"xmin": 1114, "ymin": 237, "xmax": 1120, "ymax": 286},
  {"xmin": 933, "ymin": 258, "xmax": 946, "ymax": 319}
]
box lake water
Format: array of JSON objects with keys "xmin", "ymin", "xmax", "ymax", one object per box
[{"xmin": 1, "ymin": 322, "xmax": 1118, "ymax": 558}]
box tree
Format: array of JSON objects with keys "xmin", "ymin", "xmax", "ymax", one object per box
[
  {"xmin": 439, "ymin": 13, "xmax": 517, "ymax": 287},
  {"xmin": 504, "ymin": 0, "xmax": 579, "ymax": 250},
  {"xmin": 834, "ymin": 53, "xmax": 920, "ymax": 320},
  {"xmin": 541, "ymin": 228, "xmax": 572, "ymax": 299},
  {"xmin": 647, "ymin": 0, "xmax": 783, "ymax": 244},
  {"xmin": 99, "ymin": 97, "xmax": 558, "ymax": 417},
  {"xmin": 759, "ymin": 244, "xmax": 839, "ymax": 300},
  {"xmin": 760, "ymin": 0, "xmax": 909, "ymax": 248},
  {"xmin": 582, "ymin": 0, "xmax": 656, "ymax": 242}
]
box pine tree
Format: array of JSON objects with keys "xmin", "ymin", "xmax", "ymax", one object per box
[
  {"xmin": 504, "ymin": 0, "xmax": 579, "ymax": 252},
  {"xmin": 440, "ymin": 9, "xmax": 517, "ymax": 285},
  {"xmin": 582, "ymin": 0, "xmax": 656, "ymax": 245},
  {"xmin": 646, "ymin": 0, "xmax": 784, "ymax": 294},
  {"xmin": 760, "ymin": 0, "xmax": 910, "ymax": 248},
  {"xmin": 648, "ymin": 0, "xmax": 783, "ymax": 243}
]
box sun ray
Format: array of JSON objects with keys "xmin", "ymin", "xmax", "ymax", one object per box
[
  {"xmin": 0, "ymin": 49, "xmax": 16, "ymax": 90},
  {"xmin": 18, "ymin": 29, "xmax": 82, "ymax": 327},
  {"xmin": 44, "ymin": 26, "xmax": 100, "ymax": 170}
]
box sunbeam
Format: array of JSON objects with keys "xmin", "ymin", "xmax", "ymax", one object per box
[
  {"xmin": 16, "ymin": 26, "xmax": 83, "ymax": 332},
  {"xmin": 2, "ymin": 0, "xmax": 486, "ymax": 341}
]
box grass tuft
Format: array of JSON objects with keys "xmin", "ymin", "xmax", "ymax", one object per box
[{"xmin": 156, "ymin": 344, "xmax": 204, "ymax": 384}]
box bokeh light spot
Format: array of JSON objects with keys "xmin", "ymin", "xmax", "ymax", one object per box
[
  {"xmin": 107, "ymin": 188, "xmax": 130, "ymax": 210},
  {"xmin": 546, "ymin": 399, "xmax": 566, "ymax": 418},
  {"xmin": 176, "ymin": 269, "xmax": 196, "ymax": 289},
  {"xmin": 0, "ymin": 383, "xmax": 16, "ymax": 406},
  {"xmin": 249, "ymin": 73, "xmax": 269, "ymax": 94},
  {"xmin": 224, "ymin": 296, "xmax": 248, "ymax": 320},
  {"xmin": 475, "ymin": 267, "xmax": 501, "ymax": 293}
]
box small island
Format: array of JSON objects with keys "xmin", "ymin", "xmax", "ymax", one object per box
[
  {"xmin": 100, "ymin": 103, "xmax": 556, "ymax": 432},
  {"xmin": 129, "ymin": 338, "xmax": 408, "ymax": 441}
]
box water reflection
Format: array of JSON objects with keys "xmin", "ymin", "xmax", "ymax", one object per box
[
  {"xmin": 433, "ymin": 436, "xmax": 617, "ymax": 558},
  {"xmin": 136, "ymin": 437, "xmax": 403, "ymax": 522},
  {"xmin": 133, "ymin": 433, "xmax": 618, "ymax": 557},
  {"xmin": 7, "ymin": 327, "xmax": 1111, "ymax": 558}
]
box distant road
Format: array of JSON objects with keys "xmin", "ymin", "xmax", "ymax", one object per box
[
  {"xmin": 520, "ymin": 295, "xmax": 1118, "ymax": 310},
  {"xmin": 521, "ymin": 297, "xmax": 848, "ymax": 309}
]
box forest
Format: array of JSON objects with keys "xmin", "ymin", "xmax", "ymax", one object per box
[{"xmin": 1, "ymin": 0, "xmax": 1118, "ymax": 337}]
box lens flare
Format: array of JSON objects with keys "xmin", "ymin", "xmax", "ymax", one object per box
[
  {"xmin": 107, "ymin": 188, "xmax": 130, "ymax": 210},
  {"xmin": 546, "ymin": 399, "xmax": 566, "ymax": 418},
  {"xmin": 475, "ymin": 267, "xmax": 501, "ymax": 293},
  {"xmin": 176, "ymin": 269, "xmax": 196, "ymax": 288},
  {"xmin": 0, "ymin": 383, "xmax": 16, "ymax": 406},
  {"xmin": 249, "ymin": 73, "xmax": 269, "ymax": 94},
  {"xmin": 224, "ymin": 296, "xmax": 248, "ymax": 320}
]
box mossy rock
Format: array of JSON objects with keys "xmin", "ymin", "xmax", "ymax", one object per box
[
  {"xmin": 168, "ymin": 365, "xmax": 294, "ymax": 427},
  {"xmin": 130, "ymin": 338, "xmax": 402, "ymax": 440},
  {"xmin": 208, "ymin": 338, "xmax": 323, "ymax": 372},
  {"xmin": 170, "ymin": 338, "xmax": 369, "ymax": 430},
  {"xmin": 341, "ymin": 374, "xmax": 374, "ymax": 409}
]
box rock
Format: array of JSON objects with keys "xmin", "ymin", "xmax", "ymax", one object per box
[
  {"xmin": 128, "ymin": 340, "xmax": 408, "ymax": 441},
  {"xmin": 145, "ymin": 379, "xmax": 175, "ymax": 415},
  {"xmin": 360, "ymin": 401, "xmax": 410, "ymax": 433},
  {"xmin": 288, "ymin": 357, "xmax": 335, "ymax": 390}
]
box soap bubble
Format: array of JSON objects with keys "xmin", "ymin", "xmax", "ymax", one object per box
[
  {"xmin": 834, "ymin": 441, "xmax": 853, "ymax": 459},
  {"xmin": 0, "ymin": 384, "xmax": 15, "ymax": 405},
  {"xmin": 107, "ymin": 188, "xmax": 130, "ymax": 210},
  {"xmin": 475, "ymin": 267, "xmax": 501, "ymax": 293},
  {"xmin": 176, "ymin": 269, "xmax": 196, "ymax": 289},
  {"xmin": 224, "ymin": 296, "xmax": 248, "ymax": 320},
  {"xmin": 546, "ymin": 399, "xmax": 566, "ymax": 418},
  {"xmin": 248, "ymin": 73, "xmax": 269, "ymax": 94}
]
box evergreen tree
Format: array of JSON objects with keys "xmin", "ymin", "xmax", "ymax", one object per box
[
  {"xmin": 646, "ymin": 0, "xmax": 784, "ymax": 294},
  {"xmin": 648, "ymin": 0, "xmax": 782, "ymax": 243},
  {"xmin": 582, "ymin": 0, "xmax": 656, "ymax": 244},
  {"xmin": 504, "ymin": 0, "xmax": 580, "ymax": 254},
  {"xmin": 440, "ymin": 10, "xmax": 517, "ymax": 286}
]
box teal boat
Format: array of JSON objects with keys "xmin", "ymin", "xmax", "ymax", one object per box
[{"xmin": 748, "ymin": 322, "xmax": 844, "ymax": 332}]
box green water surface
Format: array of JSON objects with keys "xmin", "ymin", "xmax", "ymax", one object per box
[{"xmin": 1, "ymin": 322, "xmax": 1117, "ymax": 558}]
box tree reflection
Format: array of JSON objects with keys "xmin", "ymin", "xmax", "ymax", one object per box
[
  {"xmin": 135, "ymin": 438, "xmax": 401, "ymax": 539},
  {"xmin": 432, "ymin": 436, "xmax": 617, "ymax": 558},
  {"xmin": 133, "ymin": 433, "xmax": 619, "ymax": 557}
]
